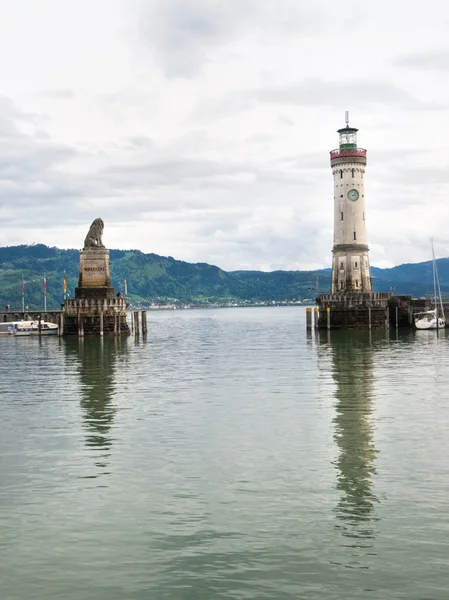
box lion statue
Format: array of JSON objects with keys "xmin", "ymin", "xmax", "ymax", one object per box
[{"xmin": 84, "ymin": 218, "xmax": 105, "ymax": 249}]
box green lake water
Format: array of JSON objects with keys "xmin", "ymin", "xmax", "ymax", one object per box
[{"xmin": 1, "ymin": 307, "xmax": 449, "ymax": 599}]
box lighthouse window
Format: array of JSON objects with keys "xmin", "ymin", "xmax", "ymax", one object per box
[
  {"xmin": 363, "ymin": 212, "xmax": 365, "ymax": 220},
  {"xmin": 351, "ymin": 169, "xmax": 355, "ymax": 177},
  {"xmin": 340, "ymin": 170, "xmax": 343, "ymax": 179},
  {"xmin": 354, "ymin": 261, "xmax": 358, "ymax": 268},
  {"xmin": 341, "ymin": 212, "xmax": 344, "ymax": 220},
  {"xmin": 353, "ymin": 231, "xmax": 357, "ymax": 240},
  {"xmin": 340, "ymin": 262, "xmax": 344, "ymax": 269},
  {"xmin": 355, "ymin": 280, "xmax": 359, "ymax": 288}
]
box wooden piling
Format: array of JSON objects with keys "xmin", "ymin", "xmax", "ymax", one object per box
[
  {"xmin": 385, "ymin": 307, "xmax": 390, "ymax": 329},
  {"xmin": 79, "ymin": 315, "xmax": 84, "ymax": 337},
  {"xmin": 141, "ymin": 310, "xmax": 147, "ymax": 335},
  {"xmin": 134, "ymin": 310, "xmax": 140, "ymax": 335},
  {"xmin": 58, "ymin": 312, "xmax": 63, "ymax": 336},
  {"xmin": 100, "ymin": 311, "xmax": 104, "ymax": 336},
  {"xmin": 368, "ymin": 306, "xmax": 372, "ymax": 330},
  {"xmin": 395, "ymin": 306, "xmax": 399, "ymax": 328},
  {"xmin": 114, "ymin": 314, "xmax": 117, "ymax": 335},
  {"xmin": 326, "ymin": 307, "xmax": 331, "ymax": 330},
  {"xmin": 38, "ymin": 315, "xmax": 42, "ymax": 338},
  {"xmin": 313, "ymin": 307, "xmax": 319, "ymax": 329},
  {"xmin": 306, "ymin": 307, "xmax": 312, "ymax": 330}
]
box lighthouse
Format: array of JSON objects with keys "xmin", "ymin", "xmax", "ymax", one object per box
[{"xmin": 330, "ymin": 113, "xmax": 372, "ymax": 293}]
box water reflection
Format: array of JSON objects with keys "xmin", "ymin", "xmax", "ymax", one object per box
[
  {"xmin": 318, "ymin": 331, "xmax": 380, "ymax": 545},
  {"xmin": 63, "ymin": 337, "xmax": 127, "ymax": 478}
]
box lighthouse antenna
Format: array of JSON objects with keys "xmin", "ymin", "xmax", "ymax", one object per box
[{"xmin": 345, "ymin": 110, "xmax": 349, "ymax": 127}]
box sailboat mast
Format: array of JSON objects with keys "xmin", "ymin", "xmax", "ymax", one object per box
[{"xmin": 432, "ymin": 238, "xmax": 437, "ymax": 316}]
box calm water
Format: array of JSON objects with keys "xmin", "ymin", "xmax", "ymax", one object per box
[{"xmin": 1, "ymin": 307, "xmax": 449, "ymax": 599}]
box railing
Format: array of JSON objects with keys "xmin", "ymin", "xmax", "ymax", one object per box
[
  {"xmin": 330, "ymin": 148, "xmax": 367, "ymax": 160},
  {"xmin": 318, "ymin": 292, "xmax": 392, "ymax": 305}
]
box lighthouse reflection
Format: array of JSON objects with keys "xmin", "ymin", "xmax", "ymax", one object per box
[
  {"xmin": 64, "ymin": 337, "xmax": 127, "ymax": 479},
  {"xmin": 318, "ymin": 331, "xmax": 380, "ymax": 545}
]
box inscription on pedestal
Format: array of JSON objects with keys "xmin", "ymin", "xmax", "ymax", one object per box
[{"xmin": 78, "ymin": 250, "xmax": 111, "ymax": 288}]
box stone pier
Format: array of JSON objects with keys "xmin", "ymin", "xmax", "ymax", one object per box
[
  {"xmin": 63, "ymin": 218, "xmax": 130, "ymax": 336},
  {"xmin": 317, "ymin": 292, "xmax": 393, "ymax": 329}
]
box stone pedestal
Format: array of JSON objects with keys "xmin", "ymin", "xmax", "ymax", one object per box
[
  {"xmin": 64, "ymin": 247, "xmax": 129, "ymax": 335},
  {"xmin": 75, "ymin": 248, "xmax": 114, "ymax": 300}
]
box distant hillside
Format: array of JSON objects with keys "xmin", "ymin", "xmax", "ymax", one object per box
[{"xmin": 0, "ymin": 244, "xmax": 446, "ymax": 310}]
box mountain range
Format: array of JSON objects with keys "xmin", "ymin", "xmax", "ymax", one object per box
[{"xmin": 0, "ymin": 244, "xmax": 446, "ymax": 310}]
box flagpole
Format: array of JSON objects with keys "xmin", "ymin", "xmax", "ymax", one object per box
[
  {"xmin": 21, "ymin": 275, "xmax": 25, "ymax": 312},
  {"xmin": 124, "ymin": 279, "xmax": 127, "ymax": 297},
  {"xmin": 44, "ymin": 273, "xmax": 47, "ymax": 312}
]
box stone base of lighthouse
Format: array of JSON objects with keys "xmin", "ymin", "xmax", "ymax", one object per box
[
  {"xmin": 316, "ymin": 292, "xmax": 393, "ymax": 330},
  {"xmin": 331, "ymin": 244, "xmax": 372, "ymax": 293}
]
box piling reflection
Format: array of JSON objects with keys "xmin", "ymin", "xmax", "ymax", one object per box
[
  {"xmin": 318, "ymin": 331, "xmax": 380, "ymax": 546},
  {"xmin": 63, "ymin": 337, "xmax": 128, "ymax": 479}
]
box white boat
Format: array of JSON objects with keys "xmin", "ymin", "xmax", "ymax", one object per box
[
  {"xmin": 8, "ymin": 321, "xmax": 33, "ymax": 336},
  {"xmin": 8, "ymin": 321, "xmax": 58, "ymax": 336},
  {"xmin": 414, "ymin": 240, "xmax": 446, "ymax": 330}
]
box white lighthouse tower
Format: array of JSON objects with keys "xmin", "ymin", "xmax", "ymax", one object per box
[{"xmin": 330, "ymin": 113, "xmax": 372, "ymax": 293}]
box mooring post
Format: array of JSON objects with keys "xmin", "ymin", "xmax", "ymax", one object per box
[
  {"xmin": 326, "ymin": 307, "xmax": 331, "ymax": 330},
  {"xmin": 395, "ymin": 306, "xmax": 399, "ymax": 328},
  {"xmin": 100, "ymin": 311, "xmax": 104, "ymax": 336},
  {"xmin": 79, "ymin": 315, "xmax": 84, "ymax": 337},
  {"xmin": 141, "ymin": 310, "xmax": 147, "ymax": 335},
  {"xmin": 134, "ymin": 310, "xmax": 140, "ymax": 336},
  {"xmin": 58, "ymin": 312, "xmax": 63, "ymax": 336},
  {"xmin": 368, "ymin": 306, "xmax": 372, "ymax": 330},
  {"xmin": 38, "ymin": 314, "xmax": 42, "ymax": 338},
  {"xmin": 306, "ymin": 307, "xmax": 312, "ymax": 330},
  {"xmin": 130, "ymin": 310, "xmax": 134, "ymax": 332},
  {"xmin": 313, "ymin": 307, "xmax": 319, "ymax": 329},
  {"xmin": 114, "ymin": 314, "xmax": 117, "ymax": 335},
  {"xmin": 385, "ymin": 307, "xmax": 390, "ymax": 329}
]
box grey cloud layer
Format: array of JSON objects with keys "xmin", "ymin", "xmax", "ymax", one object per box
[
  {"xmin": 1, "ymin": 0, "xmax": 449, "ymax": 270},
  {"xmin": 137, "ymin": 0, "xmax": 331, "ymax": 76}
]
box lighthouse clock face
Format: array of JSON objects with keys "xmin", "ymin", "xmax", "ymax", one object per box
[{"xmin": 348, "ymin": 189, "xmax": 359, "ymax": 201}]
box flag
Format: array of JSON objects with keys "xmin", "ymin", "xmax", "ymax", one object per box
[{"xmin": 63, "ymin": 274, "xmax": 67, "ymax": 293}]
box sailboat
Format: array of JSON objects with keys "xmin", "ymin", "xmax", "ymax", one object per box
[{"xmin": 414, "ymin": 239, "xmax": 446, "ymax": 330}]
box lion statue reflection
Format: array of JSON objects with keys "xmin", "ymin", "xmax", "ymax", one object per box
[{"xmin": 84, "ymin": 218, "xmax": 106, "ymax": 249}]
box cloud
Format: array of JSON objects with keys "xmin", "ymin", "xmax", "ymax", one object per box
[
  {"xmin": 396, "ymin": 49, "xmax": 449, "ymax": 72},
  {"xmin": 1, "ymin": 0, "xmax": 449, "ymax": 271},
  {"xmin": 137, "ymin": 0, "xmax": 331, "ymax": 77},
  {"xmin": 42, "ymin": 89, "xmax": 75, "ymax": 99},
  {"xmin": 244, "ymin": 78, "xmax": 437, "ymax": 110}
]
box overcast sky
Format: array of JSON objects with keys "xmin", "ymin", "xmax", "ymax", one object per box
[{"xmin": 1, "ymin": 0, "xmax": 449, "ymax": 271}]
